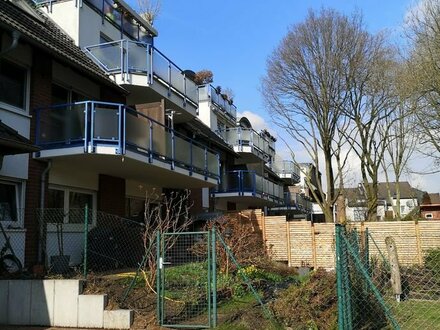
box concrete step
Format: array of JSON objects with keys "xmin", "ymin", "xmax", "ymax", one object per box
[
  {"xmin": 53, "ymin": 280, "xmax": 84, "ymax": 327},
  {"xmin": 78, "ymin": 294, "xmax": 108, "ymax": 328},
  {"xmin": 103, "ymin": 309, "xmax": 134, "ymax": 329}
]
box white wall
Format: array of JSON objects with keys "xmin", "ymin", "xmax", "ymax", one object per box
[
  {"xmin": 41, "ymin": 1, "xmax": 80, "ymax": 45},
  {"xmin": 78, "ymin": 3, "xmax": 124, "ymax": 47}
]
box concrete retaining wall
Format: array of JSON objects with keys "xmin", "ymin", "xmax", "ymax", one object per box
[{"xmin": 0, "ymin": 279, "xmax": 133, "ymax": 329}]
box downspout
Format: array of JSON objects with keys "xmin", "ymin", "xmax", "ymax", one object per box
[
  {"xmin": 38, "ymin": 161, "xmax": 52, "ymax": 264},
  {"xmin": 0, "ymin": 30, "xmax": 20, "ymax": 58}
]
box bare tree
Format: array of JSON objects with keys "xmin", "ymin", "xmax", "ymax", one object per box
[
  {"xmin": 137, "ymin": 0, "xmax": 161, "ymax": 25},
  {"xmin": 262, "ymin": 9, "xmax": 366, "ymax": 222},
  {"xmin": 405, "ymin": 0, "xmax": 440, "ymax": 168},
  {"xmin": 341, "ymin": 34, "xmax": 400, "ymax": 221},
  {"xmin": 141, "ymin": 190, "xmax": 193, "ymax": 291},
  {"xmin": 380, "ymin": 81, "xmax": 417, "ymax": 220}
]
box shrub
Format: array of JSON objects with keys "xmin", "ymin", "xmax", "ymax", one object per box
[{"xmin": 270, "ymin": 269, "xmax": 337, "ymax": 330}]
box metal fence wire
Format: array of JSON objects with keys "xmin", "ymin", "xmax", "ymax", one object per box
[
  {"xmin": 336, "ymin": 224, "xmax": 440, "ymax": 330},
  {"xmin": 36, "ymin": 207, "xmax": 145, "ymax": 277}
]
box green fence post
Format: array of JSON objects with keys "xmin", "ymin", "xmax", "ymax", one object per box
[
  {"xmin": 211, "ymin": 228, "xmax": 217, "ymax": 328},
  {"xmin": 156, "ymin": 231, "xmax": 161, "ymax": 325},
  {"xmin": 364, "ymin": 228, "xmax": 370, "ymax": 274},
  {"xmin": 207, "ymin": 231, "xmax": 212, "ymax": 328},
  {"xmin": 335, "ymin": 224, "xmax": 345, "ymax": 330},
  {"xmin": 83, "ymin": 204, "xmax": 89, "ymax": 278}
]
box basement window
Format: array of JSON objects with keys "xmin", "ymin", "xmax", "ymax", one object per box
[
  {"xmin": 0, "ymin": 180, "xmax": 24, "ymax": 226},
  {"xmin": 425, "ymin": 213, "xmax": 433, "ymax": 219}
]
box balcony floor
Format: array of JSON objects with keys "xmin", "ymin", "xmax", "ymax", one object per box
[
  {"xmin": 36, "ymin": 148, "xmax": 217, "ymax": 189},
  {"xmin": 212, "ymin": 192, "xmax": 283, "ymax": 207}
]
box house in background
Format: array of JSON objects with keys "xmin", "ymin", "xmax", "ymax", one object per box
[
  {"xmin": 342, "ymin": 181, "xmax": 423, "ymax": 221},
  {"xmin": 420, "ymin": 193, "xmax": 440, "ymax": 220}
]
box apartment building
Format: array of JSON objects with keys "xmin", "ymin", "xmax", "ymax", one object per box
[{"xmin": 1, "ymin": 0, "xmax": 312, "ymax": 269}]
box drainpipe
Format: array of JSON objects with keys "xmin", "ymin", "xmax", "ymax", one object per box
[
  {"xmin": 0, "ymin": 30, "xmax": 20, "ymax": 58},
  {"xmin": 38, "ymin": 161, "xmax": 52, "ymax": 264}
]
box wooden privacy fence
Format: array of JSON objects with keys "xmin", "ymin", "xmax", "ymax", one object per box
[{"xmin": 234, "ymin": 210, "xmax": 440, "ymax": 269}]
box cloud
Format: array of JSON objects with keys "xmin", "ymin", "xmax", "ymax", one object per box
[{"xmin": 237, "ymin": 110, "xmax": 271, "ymax": 133}]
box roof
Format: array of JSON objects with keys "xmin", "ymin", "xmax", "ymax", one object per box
[
  {"xmin": 377, "ymin": 182, "xmax": 416, "ymax": 200},
  {"xmin": 0, "ymin": 0, "xmax": 125, "ymax": 92},
  {"xmin": 0, "ymin": 120, "xmax": 39, "ymax": 154},
  {"xmin": 421, "ymin": 193, "xmax": 440, "ymax": 205}
]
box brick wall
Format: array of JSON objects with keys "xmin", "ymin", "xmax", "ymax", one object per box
[{"xmin": 24, "ymin": 48, "xmax": 52, "ymax": 267}]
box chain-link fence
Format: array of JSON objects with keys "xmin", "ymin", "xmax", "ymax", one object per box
[
  {"xmin": 37, "ymin": 207, "xmax": 145, "ymax": 277},
  {"xmin": 336, "ymin": 224, "xmax": 440, "ymax": 329}
]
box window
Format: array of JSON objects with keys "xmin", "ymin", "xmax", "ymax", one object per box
[
  {"xmin": 0, "ymin": 180, "xmax": 23, "ymax": 226},
  {"xmin": 400, "ymin": 205, "xmax": 405, "ymax": 214},
  {"xmin": 48, "ymin": 186, "xmax": 96, "ymax": 224},
  {"xmin": 51, "ymin": 84, "xmax": 88, "ymax": 105},
  {"xmin": 0, "ymin": 60, "xmax": 27, "ymax": 110},
  {"xmin": 125, "ymin": 196, "xmax": 145, "ymax": 221},
  {"xmin": 425, "ymin": 213, "xmax": 433, "ymax": 219},
  {"xmin": 100, "ymin": 33, "xmax": 112, "ymax": 44}
]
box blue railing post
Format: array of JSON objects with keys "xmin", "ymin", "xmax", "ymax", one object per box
[
  {"xmin": 84, "ymin": 102, "xmax": 88, "ymax": 153},
  {"xmin": 189, "ymin": 140, "xmax": 193, "ymax": 176},
  {"xmin": 117, "ymin": 104, "xmax": 123, "ymax": 155},
  {"xmin": 204, "ymin": 147, "xmax": 208, "ymax": 180},
  {"xmin": 148, "ymin": 120, "xmax": 153, "ymax": 163},
  {"xmin": 167, "ymin": 60, "xmax": 172, "ymax": 97},
  {"xmin": 90, "ymin": 102, "xmax": 95, "ymax": 152},
  {"xmin": 171, "ymin": 128, "xmax": 175, "ymax": 170},
  {"xmin": 216, "ymin": 154, "xmax": 220, "ymax": 184}
]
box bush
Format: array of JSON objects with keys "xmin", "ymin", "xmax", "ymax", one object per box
[
  {"xmin": 425, "ymin": 248, "xmax": 440, "ymax": 273},
  {"xmin": 270, "ymin": 269, "xmax": 337, "ymax": 330}
]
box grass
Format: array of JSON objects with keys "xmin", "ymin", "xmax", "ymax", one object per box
[{"xmin": 391, "ymin": 299, "xmax": 440, "ymax": 330}]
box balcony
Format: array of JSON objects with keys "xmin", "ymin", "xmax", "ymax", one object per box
[
  {"xmin": 217, "ymin": 128, "xmax": 275, "ymax": 163},
  {"xmin": 198, "ymin": 85, "xmax": 237, "ymax": 121},
  {"xmin": 34, "ymin": 101, "xmax": 219, "ymax": 188},
  {"xmin": 270, "ymin": 192, "xmax": 312, "ymax": 213},
  {"xmin": 84, "ymin": 40, "xmax": 198, "ymax": 117},
  {"xmin": 212, "ymin": 170, "xmax": 284, "ymax": 207},
  {"xmin": 273, "ymin": 160, "xmax": 301, "ymax": 183},
  {"xmin": 33, "ymin": 0, "xmax": 156, "ymax": 43}
]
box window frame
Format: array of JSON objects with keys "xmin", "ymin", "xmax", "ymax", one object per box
[
  {"xmin": 48, "ymin": 185, "xmax": 97, "ymax": 228},
  {"xmin": 51, "ymin": 82, "xmax": 92, "ymax": 105},
  {"xmin": 0, "ymin": 59, "xmax": 30, "ymax": 115},
  {"xmin": 425, "ymin": 213, "xmax": 433, "ymax": 219},
  {"xmin": 0, "ymin": 179, "xmax": 25, "ymax": 228}
]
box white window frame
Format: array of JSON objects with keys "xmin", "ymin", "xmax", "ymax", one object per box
[
  {"xmin": 0, "ymin": 59, "xmax": 31, "ymax": 116},
  {"xmin": 48, "ymin": 184, "xmax": 97, "ymax": 230},
  {"xmin": 0, "ymin": 179, "xmax": 25, "ymax": 228},
  {"xmin": 425, "ymin": 213, "xmax": 433, "ymax": 219}
]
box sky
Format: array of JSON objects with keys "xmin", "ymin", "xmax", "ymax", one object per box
[{"xmin": 127, "ymin": 0, "xmax": 440, "ymax": 192}]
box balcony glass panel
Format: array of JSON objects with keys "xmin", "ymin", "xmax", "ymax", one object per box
[
  {"xmin": 152, "ymin": 50, "xmax": 169, "ymax": 83},
  {"xmin": 192, "ymin": 144, "xmax": 205, "ymax": 171},
  {"xmin": 164, "ymin": 130, "xmax": 173, "ymax": 160},
  {"xmin": 125, "ymin": 110, "xmax": 150, "ymax": 150},
  {"xmin": 127, "ymin": 42, "xmax": 149, "ymax": 73},
  {"xmin": 150, "ymin": 121, "xmax": 167, "ymax": 157},
  {"xmin": 122, "ymin": 16, "xmax": 138, "ymax": 40},
  {"xmin": 39, "ymin": 104, "xmax": 85, "ymax": 145},
  {"xmin": 226, "ymin": 172, "xmax": 240, "ymax": 192},
  {"xmin": 170, "ymin": 65, "xmax": 184, "ymax": 94},
  {"xmin": 174, "ymin": 135, "xmax": 191, "ymax": 165},
  {"xmin": 186, "ymin": 79, "xmax": 198, "ymax": 104},
  {"xmin": 94, "ymin": 105, "xmax": 119, "ymax": 140},
  {"xmin": 87, "ymin": 41, "xmax": 122, "ymax": 73},
  {"xmin": 207, "ymin": 152, "xmax": 218, "ymax": 176},
  {"xmin": 242, "ymin": 171, "xmax": 255, "ymax": 192}
]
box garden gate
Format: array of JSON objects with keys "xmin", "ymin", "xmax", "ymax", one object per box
[{"xmin": 156, "ymin": 230, "xmax": 217, "ymax": 328}]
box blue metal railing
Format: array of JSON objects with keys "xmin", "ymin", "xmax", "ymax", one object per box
[
  {"xmin": 217, "ymin": 128, "xmax": 276, "ymax": 159},
  {"xmin": 213, "ymin": 170, "xmax": 284, "ymax": 202},
  {"xmin": 273, "ymin": 160, "xmax": 301, "ymax": 182},
  {"xmin": 284, "ymin": 191, "xmax": 312, "ymax": 212},
  {"xmin": 198, "ymin": 85, "xmax": 237, "ymax": 120},
  {"xmin": 84, "ymin": 40, "xmax": 198, "ymax": 106},
  {"xmin": 35, "ymin": 101, "xmax": 220, "ymax": 180}
]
